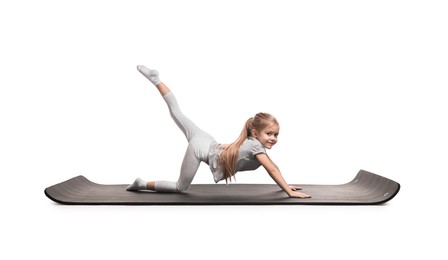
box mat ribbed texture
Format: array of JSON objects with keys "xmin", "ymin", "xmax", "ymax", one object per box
[{"xmin": 45, "ymin": 170, "xmax": 400, "ymax": 205}]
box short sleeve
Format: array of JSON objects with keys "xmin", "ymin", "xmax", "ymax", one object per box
[{"xmin": 249, "ymin": 138, "xmax": 266, "ymax": 156}]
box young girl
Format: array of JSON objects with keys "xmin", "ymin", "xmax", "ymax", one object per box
[{"xmin": 127, "ymin": 65, "xmax": 311, "ymax": 199}]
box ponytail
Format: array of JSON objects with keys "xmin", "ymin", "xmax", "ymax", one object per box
[{"xmin": 219, "ymin": 117, "xmax": 254, "ymax": 182}]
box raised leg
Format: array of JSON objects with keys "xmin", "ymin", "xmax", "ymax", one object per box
[{"xmin": 127, "ymin": 65, "xmax": 216, "ymax": 193}]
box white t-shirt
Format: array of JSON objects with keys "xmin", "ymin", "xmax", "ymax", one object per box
[{"xmin": 208, "ymin": 137, "xmax": 267, "ymax": 183}]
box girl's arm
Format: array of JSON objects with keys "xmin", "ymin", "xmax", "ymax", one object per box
[{"xmin": 255, "ymin": 153, "xmax": 311, "ymax": 198}]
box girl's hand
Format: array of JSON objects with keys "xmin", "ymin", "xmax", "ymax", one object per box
[
  {"xmin": 289, "ymin": 185, "xmax": 303, "ymax": 191},
  {"xmin": 288, "ymin": 190, "xmax": 312, "ymax": 199}
]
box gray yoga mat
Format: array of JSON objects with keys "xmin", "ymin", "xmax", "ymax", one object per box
[{"xmin": 44, "ymin": 170, "xmax": 400, "ymax": 205}]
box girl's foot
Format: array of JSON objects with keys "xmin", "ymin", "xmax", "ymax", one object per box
[
  {"xmin": 137, "ymin": 65, "xmax": 161, "ymax": 86},
  {"xmin": 126, "ymin": 177, "xmax": 147, "ymax": 191}
]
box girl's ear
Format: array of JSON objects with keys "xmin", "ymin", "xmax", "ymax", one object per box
[{"xmin": 251, "ymin": 128, "xmax": 258, "ymax": 138}]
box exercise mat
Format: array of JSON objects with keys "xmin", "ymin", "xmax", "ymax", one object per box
[{"xmin": 44, "ymin": 170, "xmax": 400, "ymax": 205}]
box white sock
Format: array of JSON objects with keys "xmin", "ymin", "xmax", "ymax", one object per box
[
  {"xmin": 126, "ymin": 177, "xmax": 147, "ymax": 191},
  {"xmin": 137, "ymin": 65, "xmax": 161, "ymax": 86}
]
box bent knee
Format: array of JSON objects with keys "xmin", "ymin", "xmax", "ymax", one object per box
[{"xmin": 176, "ymin": 184, "xmax": 189, "ymax": 193}]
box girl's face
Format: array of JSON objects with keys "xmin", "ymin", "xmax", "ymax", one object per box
[{"xmin": 252, "ymin": 123, "xmax": 280, "ymax": 149}]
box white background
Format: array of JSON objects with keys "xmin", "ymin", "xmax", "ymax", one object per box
[{"xmin": 1, "ymin": 0, "xmax": 447, "ymax": 259}]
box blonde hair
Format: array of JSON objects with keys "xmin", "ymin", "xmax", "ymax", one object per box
[{"xmin": 219, "ymin": 112, "xmax": 279, "ymax": 182}]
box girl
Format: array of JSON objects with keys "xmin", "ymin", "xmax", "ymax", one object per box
[{"xmin": 127, "ymin": 65, "xmax": 311, "ymax": 199}]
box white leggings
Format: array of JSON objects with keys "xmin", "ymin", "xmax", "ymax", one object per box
[{"xmin": 154, "ymin": 92, "xmax": 217, "ymax": 192}]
